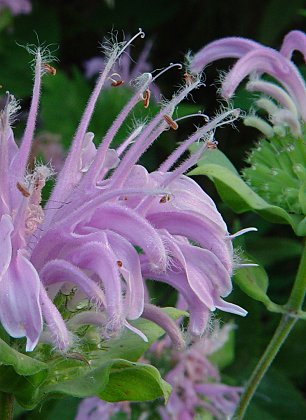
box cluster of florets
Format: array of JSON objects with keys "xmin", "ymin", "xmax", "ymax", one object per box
[{"xmin": 0, "ymin": 30, "xmax": 251, "ymax": 353}]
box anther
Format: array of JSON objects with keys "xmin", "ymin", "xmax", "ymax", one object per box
[
  {"xmin": 164, "ymin": 115, "xmax": 178, "ymax": 130},
  {"xmin": 16, "ymin": 182, "xmax": 30, "ymax": 197},
  {"xmin": 142, "ymin": 89, "xmax": 151, "ymax": 108},
  {"xmin": 44, "ymin": 64, "xmax": 57, "ymax": 76},
  {"xmin": 183, "ymin": 72, "xmax": 196, "ymax": 86},
  {"xmin": 207, "ymin": 140, "xmax": 218, "ymax": 149},
  {"xmin": 111, "ymin": 80, "xmax": 124, "ymax": 87},
  {"xmin": 109, "ymin": 73, "xmax": 124, "ymax": 87},
  {"xmin": 159, "ymin": 194, "xmax": 171, "ymax": 203},
  {"xmin": 117, "ymin": 260, "xmax": 123, "ymax": 267}
]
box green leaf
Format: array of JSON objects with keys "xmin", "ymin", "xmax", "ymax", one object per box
[
  {"xmin": 41, "ymin": 359, "xmax": 171, "ymax": 403},
  {"xmin": 234, "ymin": 262, "xmax": 272, "ymax": 307},
  {"xmin": 0, "ymin": 337, "xmax": 48, "ymax": 409},
  {"xmin": 99, "ymin": 362, "xmax": 171, "ymax": 402},
  {"xmin": 12, "ymin": 308, "xmax": 181, "ymax": 409},
  {"xmin": 0, "ymin": 337, "xmax": 47, "ymax": 376},
  {"xmin": 189, "ymin": 150, "xmax": 304, "ymax": 235}
]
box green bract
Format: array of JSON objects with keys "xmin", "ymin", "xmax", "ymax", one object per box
[
  {"xmin": 243, "ymin": 134, "xmax": 306, "ymax": 216},
  {"xmin": 190, "ymin": 149, "xmax": 306, "ymax": 236}
]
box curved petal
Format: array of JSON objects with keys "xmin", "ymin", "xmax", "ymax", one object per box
[
  {"xmin": 106, "ymin": 230, "xmax": 144, "ymax": 319},
  {"xmin": 87, "ymin": 204, "xmax": 168, "ymax": 271},
  {"xmin": 147, "ymin": 211, "xmax": 233, "ymax": 272},
  {"xmin": 142, "ymin": 303, "xmax": 185, "ymax": 349},
  {"xmin": 0, "ymin": 252, "xmax": 42, "ymax": 351},
  {"xmin": 178, "ymin": 242, "xmax": 233, "ymax": 298},
  {"xmin": 280, "ymin": 30, "xmax": 306, "ymax": 61},
  {"xmin": 221, "ymin": 48, "xmax": 306, "ymax": 120},
  {"xmin": 148, "ymin": 173, "xmax": 227, "ymax": 229},
  {"xmin": 40, "ymin": 259, "xmax": 106, "ymax": 308},
  {"xmin": 39, "ymin": 285, "xmax": 71, "ymax": 351},
  {"xmin": 0, "ymin": 214, "xmax": 13, "ymax": 281},
  {"xmin": 214, "ymin": 294, "xmax": 247, "ymax": 316},
  {"xmin": 191, "ymin": 36, "xmax": 261, "ymax": 73},
  {"xmin": 141, "ymin": 261, "xmax": 210, "ymax": 336},
  {"xmin": 68, "ymin": 238, "xmax": 124, "ymax": 330}
]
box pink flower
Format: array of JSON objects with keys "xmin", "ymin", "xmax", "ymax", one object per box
[
  {"xmin": 190, "ymin": 30, "xmax": 306, "ymax": 138},
  {"xmin": 0, "ymin": 0, "xmax": 31, "ymax": 15},
  {"xmin": 156, "ymin": 324, "xmax": 243, "ymax": 419},
  {"xmin": 0, "ymin": 30, "xmax": 248, "ymax": 352},
  {"xmin": 76, "ymin": 397, "xmax": 130, "ymax": 420}
]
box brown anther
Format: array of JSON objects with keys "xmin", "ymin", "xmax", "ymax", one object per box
[
  {"xmin": 183, "ymin": 72, "xmax": 195, "ymax": 86},
  {"xmin": 143, "ymin": 89, "xmax": 151, "ymax": 108},
  {"xmin": 159, "ymin": 194, "xmax": 171, "ymax": 204},
  {"xmin": 16, "ymin": 182, "xmax": 30, "ymax": 197},
  {"xmin": 123, "ymin": 196, "xmax": 128, "ymax": 201},
  {"xmin": 44, "ymin": 63, "xmax": 57, "ymax": 76},
  {"xmin": 207, "ymin": 141, "xmax": 218, "ymax": 150},
  {"xmin": 111, "ymin": 80, "xmax": 124, "ymax": 87},
  {"xmin": 163, "ymin": 115, "xmax": 178, "ymax": 130},
  {"xmin": 117, "ymin": 260, "xmax": 123, "ymax": 267}
]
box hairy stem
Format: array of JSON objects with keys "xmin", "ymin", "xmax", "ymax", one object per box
[
  {"xmin": 0, "ymin": 393, "xmax": 14, "ymax": 420},
  {"xmin": 234, "ymin": 241, "xmax": 306, "ymax": 419}
]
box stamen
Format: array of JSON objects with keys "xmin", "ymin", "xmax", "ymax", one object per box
[
  {"xmin": 175, "ymin": 112, "xmax": 210, "ymax": 123},
  {"xmin": 117, "ymin": 260, "xmax": 123, "ymax": 267},
  {"xmin": 115, "ymin": 28, "xmax": 145, "ymax": 61},
  {"xmin": 124, "ymin": 320, "xmax": 148, "ymax": 342},
  {"xmin": 16, "ymin": 182, "xmax": 30, "ymax": 198},
  {"xmin": 43, "ymin": 63, "xmax": 56, "ymax": 76},
  {"xmin": 164, "ymin": 115, "xmax": 178, "ymax": 130},
  {"xmin": 237, "ymin": 263, "xmax": 259, "ymax": 268},
  {"xmin": 152, "ymin": 63, "xmax": 183, "ymax": 83},
  {"xmin": 228, "ymin": 227, "xmax": 258, "ymax": 239}
]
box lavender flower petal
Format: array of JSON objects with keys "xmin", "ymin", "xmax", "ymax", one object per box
[
  {"xmin": 0, "ymin": 252, "xmax": 42, "ymax": 351},
  {"xmin": 191, "ymin": 36, "xmax": 261, "ymax": 73}
]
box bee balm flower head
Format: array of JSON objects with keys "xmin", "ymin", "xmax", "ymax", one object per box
[{"xmin": 0, "ymin": 30, "xmax": 249, "ymax": 352}]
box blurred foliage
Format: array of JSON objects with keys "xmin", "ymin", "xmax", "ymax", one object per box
[{"xmin": 0, "ymin": 0, "xmax": 305, "ymax": 418}]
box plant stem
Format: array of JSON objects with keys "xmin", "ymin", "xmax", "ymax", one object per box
[
  {"xmin": 234, "ymin": 242, "xmax": 306, "ymax": 419},
  {"xmin": 0, "ymin": 393, "xmax": 14, "ymax": 420},
  {"xmin": 287, "ymin": 239, "xmax": 306, "ymax": 311}
]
